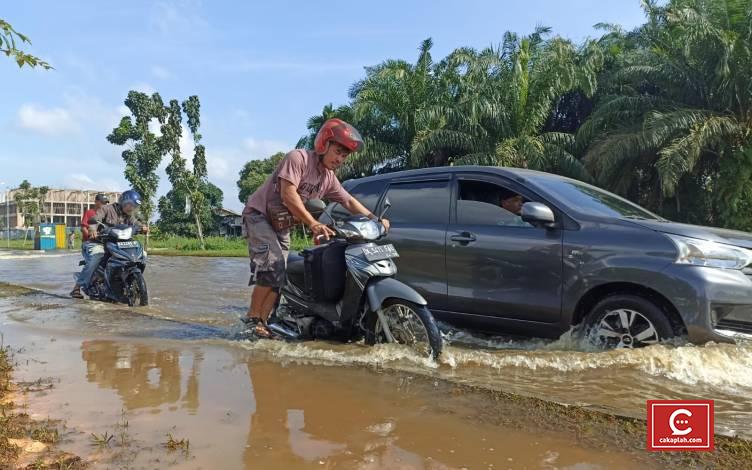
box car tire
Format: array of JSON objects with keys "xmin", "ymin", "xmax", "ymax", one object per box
[{"xmin": 583, "ymin": 294, "xmax": 674, "ymax": 349}]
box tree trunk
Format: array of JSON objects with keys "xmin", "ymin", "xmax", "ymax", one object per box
[{"xmin": 193, "ymin": 209, "xmax": 206, "ymax": 250}]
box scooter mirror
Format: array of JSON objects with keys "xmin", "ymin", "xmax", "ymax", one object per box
[
  {"xmin": 379, "ymin": 198, "xmax": 392, "ymax": 219},
  {"xmin": 305, "ymin": 199, "xmax": 327, "ymax": 215}
]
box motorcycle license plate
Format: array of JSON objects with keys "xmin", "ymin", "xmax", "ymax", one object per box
[
  {"xmin": 362, "ymin": 244, "xmax": 399, "ymax": 261},
  {"xmin": 117, "ymin": 241, "xmax": 139, "ymax": 249}
]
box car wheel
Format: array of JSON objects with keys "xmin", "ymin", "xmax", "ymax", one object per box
[{"xmin": 583, "ymin": 294, "xmax": 674, "ymax": 349}]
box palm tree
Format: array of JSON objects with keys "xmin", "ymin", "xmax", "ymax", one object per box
[
  {"xmin": 414, "ymin": 27, "xmax": 602, "ymax": 180},
  {"xmin": 581, "ymin": 0, "xmax": 752, "ymax": 228},
  {"xmin": 343, "ymin": 38, "xmax": 446, "ymax": 176}
]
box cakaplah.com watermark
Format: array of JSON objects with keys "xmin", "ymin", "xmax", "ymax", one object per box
[{"xmin": 647, "ymin": 400, "xmax": 714, "ymax": 451}]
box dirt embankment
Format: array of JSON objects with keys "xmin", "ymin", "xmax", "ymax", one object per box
[{"xmin": 0, "ymin": 346, "xmax": 84, "ymax": 469}]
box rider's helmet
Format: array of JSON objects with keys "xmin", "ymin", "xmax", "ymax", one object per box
[
  {"xmin": 118, "ymin": 190, "xmax": 142, "ymax": 215},
  {"xmin": 94, "ymin": 193, "xmax": 109, "ymax": 203},
  {"xmin": 314, "ymin": 118, "xmax": 364, "ymax": 154}
]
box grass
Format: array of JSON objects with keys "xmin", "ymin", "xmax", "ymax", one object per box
[
  {"xmin": 1, "ymin": 237, "xmax": 81, "ymax": 251},
  {"xmin": 141, "ymin": 234, "xmax": 310, "ymax": 257}
]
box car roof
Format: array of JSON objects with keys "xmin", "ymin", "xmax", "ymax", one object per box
[{"xmin": 341, "ymin": 165, "xmax": 570, "ymax": 188}]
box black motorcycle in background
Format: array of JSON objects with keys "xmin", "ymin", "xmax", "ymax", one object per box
[
  {"xmin": 267, "ymin": 199, "xmax": 443, "ymax": 359},
  {"xmin": 78, "ymin": 220, "xmax": 149, "ymax": 307}
]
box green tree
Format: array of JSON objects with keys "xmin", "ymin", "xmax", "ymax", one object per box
[
  {"xmin": 0, "ymin": 19, "xmax": 51, "ymax": 69},
  {"xmin": 157, "ymin": 181, "xmax": 223, "ymax": 237},
  {"xmin": 13, "ymin": 180, "xmax": 49, "ymax": 246},
  {"xmin": 581, "ymin": 0, "xmax": 752, "ymax": 229},
  {"xmin": 237, "ymin": 152, "xmax": 285, "ymax": 204},
  {"xmin": 425, "ymin": 28, "xmax": 602, "ymax": 179},
  {"xmin": 157, "ymin": 95, "xmax": 215, "ymax": 246},
  {"xmin": 107, "ymin": 91, "xmax": 168, "ymax": 233}
]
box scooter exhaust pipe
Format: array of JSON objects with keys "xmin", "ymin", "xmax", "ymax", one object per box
[{"xmin": 267, "ymin": 322, "xmax": 300, "ymax": 339}]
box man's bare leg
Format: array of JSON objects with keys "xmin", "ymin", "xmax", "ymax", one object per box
[
  {"xmin": 259, "ymin": 290, "xmax": 279, "ymax": 323},
  {"xmin": 247, "ymin": 285, "xmax": 274, "ymax": 319}
]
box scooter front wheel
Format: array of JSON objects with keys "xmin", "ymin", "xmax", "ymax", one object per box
[
  {"xmin": 126, "ymin": 272, "xmax": 149, "ymax": 307},
  {"xmin": 365, "ymin": 299, "xmax": 443, "ymax": 359}
]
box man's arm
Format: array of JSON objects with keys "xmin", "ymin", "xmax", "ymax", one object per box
[
  {"xmin": 341, "ymin": 197, "xmax": 372, "ymax": 218},
  {"xmin": 280, "ymin": 180, "xmax": 320, "ymax": 228}
]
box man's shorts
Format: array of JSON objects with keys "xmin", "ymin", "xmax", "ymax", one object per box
[{"xmin": 244, "ymin": 211, "xmax": 290, "ymax": 288}]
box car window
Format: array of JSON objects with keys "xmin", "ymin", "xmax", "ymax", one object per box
[
  {"xmin": 331, "ymin": 179, "xmax": 388, "ymax": 220},
  {"xmin": 527, "ymin": 175, "xmax": 662, "ymax": 220},
  {"xmin": 456, "ymin": 180, "xmax": 532, "ymax": 227},
  {"xmin": 385, "ymin": 180, "xmax": 450, "ymax": 225}
]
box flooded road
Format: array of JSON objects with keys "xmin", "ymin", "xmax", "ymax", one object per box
[
  {"xmin": 5, "ymin": 322, "xmax": 650, "ymax": 469},
  {"xmin": 1, "ymin": 252, "xmax": 752, "ymax": 467}
]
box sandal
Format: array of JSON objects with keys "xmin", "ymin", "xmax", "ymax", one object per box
[
  {"xmin": 241, "ymin": 316, "xmax": 273, "ymax": 338},
  {"xmin": 70, "ymin": 287, "xmax": 84, "ymax": 299}
]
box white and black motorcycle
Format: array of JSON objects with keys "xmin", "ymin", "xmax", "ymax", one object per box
[{"xmin": 267, "ymin": 199, "xmax": 443, "ymax": 359}]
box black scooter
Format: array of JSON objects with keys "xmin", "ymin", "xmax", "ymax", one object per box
[
  {"xmin": 267, "ymin": 199, "xmax": 443, "ymax": 358},
  {"xmin": 78, "ymin": 220, "xmax": 148, "ymax": 307}
]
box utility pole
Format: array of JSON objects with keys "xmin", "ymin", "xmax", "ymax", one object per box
[{"xmin": 0, "ymin": 182, "xmax": 8, "ymax": 248}]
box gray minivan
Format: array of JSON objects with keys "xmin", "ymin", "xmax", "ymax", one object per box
[{"xmin": 328, "ymin": 166, "xmax": 752, "ymax": 348}]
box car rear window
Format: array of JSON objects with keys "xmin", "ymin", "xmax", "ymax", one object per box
[{"xmin": 384, "ymin": 180, "xmax": 450, "ymax": 225}]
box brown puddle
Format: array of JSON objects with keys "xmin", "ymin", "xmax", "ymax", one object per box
[{"xmin": 6, "ymin": 322, "xmax": 656, "ymax": 470}]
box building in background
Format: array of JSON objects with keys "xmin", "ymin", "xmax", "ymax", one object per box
[
  {"xmin": 0, "ymin": 188, "xmax": 122, "ymax": 230},
  {"xmin": 214, "ymin": 207, "xmax": 242, "ymax": 237}
]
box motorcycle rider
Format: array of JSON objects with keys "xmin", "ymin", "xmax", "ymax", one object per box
[
  {"xmin": 77, "ymin": 190, "xmax": 149, "ymax": 297},
  {"xmin": 241, "ymin": 118, "xmax": 390, "ymax": 338},
  {"xmin": 70, "ymin": 193, "xmax": 109, "ymax": 299}
]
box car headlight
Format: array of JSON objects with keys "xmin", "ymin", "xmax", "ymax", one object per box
[
  {"xmin": 112, "ymin": 227, "xmax": 133, "ymax": 240},
  {"xmin": 666, "ymin": 234, "xmax": 752, "ymax": 270}
]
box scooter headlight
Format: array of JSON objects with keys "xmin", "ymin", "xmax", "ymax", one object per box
[{"xmin": 112, "ymin": 227, "xmax": 133, "ymax": 240}]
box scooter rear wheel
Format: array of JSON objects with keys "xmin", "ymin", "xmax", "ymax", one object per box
[{"xmin": 366, "ymin": 299, "xmax": 443, "ymax": 359}]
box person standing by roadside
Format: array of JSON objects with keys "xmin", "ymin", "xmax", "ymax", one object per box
[
  {"xmin": 241, "ymin": 119, "xmax": 390, "ymax": 337},
  {"xmin": 70, "ymin": 193, "xmax": 109, "ymax": 299},
  {"xmin": 68, "ymin": 230, "xmax": 75, "ymax": 250}
]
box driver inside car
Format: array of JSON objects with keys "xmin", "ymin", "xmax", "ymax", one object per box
[{"xmin": 240, "ymin": 118, "xmax": 390, "ymax": 338}]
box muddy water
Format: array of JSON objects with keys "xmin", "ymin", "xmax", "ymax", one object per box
[
  {"xmin": 1, "ymin": 253, "xmax": 752, "ymax": 448},
  {"xmin": 5, "ymin": 323, "xmax": 649, "ymax": 469}
]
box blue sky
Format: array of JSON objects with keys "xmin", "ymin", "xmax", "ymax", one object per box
[{"xmin": 0, "ymin": 1, "xmax": 646, "ymax": 211}]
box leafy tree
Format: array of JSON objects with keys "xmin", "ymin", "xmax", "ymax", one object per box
[
  {"xmin": 580, "ymin": 0, "xmax": 752, "ymax": 229},
  {"xmin": 425, "ymin": 28, "xmax": 602, "ymax": 180},
  {"xmin": 107, "ymin": 91, "xmax": 168, "ymax": 230},
  {"xmin": 13, "ymin": 180, "xmax": 49, "ymax": 246},
  {"xmin": 0, "ymin": 19, "xmax": 51, "ymax": 69},
  {"xmin": 157, "ymin": 181, "xmax": 223, "ymax": 237},
  {"xmin": 237, "ymin": 152, "xmax": 285, "ymax": 204},
  {"xmin": 157, "ymin": 95, "xmax": 216, "ymax": 245}
]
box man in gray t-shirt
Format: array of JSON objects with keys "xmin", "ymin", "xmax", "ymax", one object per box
[{"xmin": 241, "ymin": 119, "xmax": 390, "ymax": 337}]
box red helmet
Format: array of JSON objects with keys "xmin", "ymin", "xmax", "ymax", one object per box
[{"xmin": 314, "ymin": 118, "xmax": 364, "ymax": 154}]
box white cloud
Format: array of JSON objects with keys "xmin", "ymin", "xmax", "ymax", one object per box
[
  {"xmin": 151, "ymin": 65, "xmax": 171, "ymax": 79},
  {"xmin": 242, "ymin": 138, "xmax": 289, "ymax": 160},
  {"xmin": 150, "ymin": 0, "xmax": 208, "ymax": 36},
  {"xmin": 16, "ymin": 104, "xmax": 79, "ymax": 136},
  {"xmin": 63, "ymin": 173, "xmax": 95, "ymax": 188},
  {"xmin": 130, "ymin": 82, "xmax": 156, "ymax": 95}
]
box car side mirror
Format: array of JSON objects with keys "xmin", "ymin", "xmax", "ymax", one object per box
[
  {"xmin": 521, "ymin": 202, "xmax": 555, "ymax": 228},
  {"xmin": 305, "ymin": 199, "xmax": 327, "ymax": 216}
]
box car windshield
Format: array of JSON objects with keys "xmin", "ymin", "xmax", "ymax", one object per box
[{"xmin": 530, "ymin": 176, "xmax": 663, "ymax": 220}]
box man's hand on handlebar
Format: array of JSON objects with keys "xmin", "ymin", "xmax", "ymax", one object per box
[
  {"xmin": 380, "ymin": 218, "xmax": 391, "ymax": 233},
  {"xmin": 310, "ymin": 223, "xmax": 336, "ymax": 241}
]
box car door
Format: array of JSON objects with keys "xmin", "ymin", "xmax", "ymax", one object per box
[
  {"xmin": 381, "ymin": 177, "xmax": 450, "ymax": 311},
  {"xmin": 446, "ymin": 174, "xmax": 563, "ymax": 323}
]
